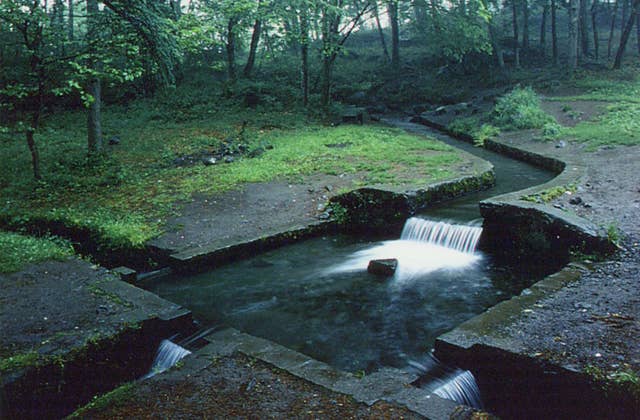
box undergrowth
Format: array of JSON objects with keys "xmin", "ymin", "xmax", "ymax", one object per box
[
  {"xmin": 0, "ymin": 231, "xmax": 74, "ymax": 273},
  {"xmin": 0, "ymin": 92, "xmax": 463, "ymax": 252},
  {"xmin": 492, "ymin": 86, "xmax": 556, "ymax": 130}
]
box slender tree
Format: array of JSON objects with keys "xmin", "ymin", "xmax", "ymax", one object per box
[
  {"xmin": 68, "ymin": 0, "xmax": 74, "ymax": 40},
  {"xmin": 608, "ymin": 0, "xmax": 619, "ymax": 57},
  {"xmin": 299, "ymin": 3, "xmax": 309, "ymax": 106},
  {"xmin": 569, "ymin": 0, "xmax": 579, "ymax": 70},
  {"xmin": 541, "ymin": 1, "xmax": 549, "ymax": 54},
  {"xmin": 552, "ymin": 0, "xmax": 559, "ymax": 64},
  {"xmin": 522, "ymin": 0, "xmax": 530, "ymax": 49},
  {"xmin": 226, "ymin": 15, "xmax": 238, "ymax": 81},
  {"xmin": 388, "ymin": 0, "xmax": 400, "ymax": 69},
  {"xmin": 580, "ymin": 0, "xmax": 590, "ymax": 56},
  {"xmin": 86, "ymin": 0, "xmax": 103, "ymax": 156},
  {"xmin": 613, "ymin": 0, "xmax": 640, "ymax": 68},
  {"xmin": 243, "ymin": 0, "xmax": 263, "ymax": 78},
  {"xmin": 373, "ymin": 2, "xmax": 390, "ymax": 61},
  {"xmin": 591, "ymin": 0, "xmax": 599, "ymax": 59}
]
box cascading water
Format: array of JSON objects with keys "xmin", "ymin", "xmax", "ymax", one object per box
[
  {"xmin": 401, "ymin": 217, "xmax": 482, "ymax": 253},
  {"xmin": 142, "ymin": 339, "xmax": 191, "ymax": 379},
  {"xmin": 409, "ymin": 354, "xmax": 483, "ymax": 409},
  {"xmin": 327, "ymin": 217, "xmax": 483, "ymax": 283}
]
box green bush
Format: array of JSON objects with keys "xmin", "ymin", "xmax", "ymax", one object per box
[{"xmin": 493, "ymin": 86, "xmax": 555, "ymax": 131}]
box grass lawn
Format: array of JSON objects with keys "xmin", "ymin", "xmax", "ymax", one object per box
[
  {"xmin": 0, "ymin": 231, "xmax": 74, "ymax": 273},
  {"xmin": 0, "ymin": 99, "xmax": 462, "ymax": 253}
]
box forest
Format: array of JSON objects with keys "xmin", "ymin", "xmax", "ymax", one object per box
[{"xmin": 1, "ymin": 0, "xmax": 640, "ymax": 418}]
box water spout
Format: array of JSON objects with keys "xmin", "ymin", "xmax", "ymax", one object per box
[
  {"xmin": 142, "ymin": 339, "xmax": 191, "ymax": 379},
  {"xmin": 410, "ymin": 354, "xmax": 483, "ymax": 409}
]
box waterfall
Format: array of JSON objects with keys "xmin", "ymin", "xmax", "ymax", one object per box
[
  {"xmin": 326, "ymin": 217, "xmax": 483, "ymax": 282},
  {"xmin": 142, "ymin": 339, "xmax": 191, "ymax": 379},
  {"xmin": 401, "ymin": 217, "xmax": 482, "ymax": 253},
  {"xmin": 409, "ymin": 355, "xmax": 483, "ymax": 409}
]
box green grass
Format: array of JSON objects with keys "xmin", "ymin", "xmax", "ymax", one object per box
[
  {"xmin": 562, "ymin": 103, "xmax": 640, "ymax": 150},
  {"xmin": 0, "ymin": 95, "xmax": 463, "ymax": 253},
  {"xmin": 0, "ymin": 231, "xmax": 74, "ymax": 273},
  {"xmin": 68, "ymin": 382, "xmax": 136, "ymax": 418}
]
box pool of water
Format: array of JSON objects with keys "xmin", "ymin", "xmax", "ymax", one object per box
[
  {"xmin": 141, "ymin": 118, "xmax": 555, "ymax": 374},
  {"xmin": 141, "ymin": 233, "xmax": 541, "ymax": 373}
]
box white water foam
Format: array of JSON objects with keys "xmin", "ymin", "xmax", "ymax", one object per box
[
  {"xmin": 326, "ymin": 218, "xmax": 483, "ymax": 283},
  {"xmin": 142, "ymin": 339, "xmax": 191, "ymax": 379}
]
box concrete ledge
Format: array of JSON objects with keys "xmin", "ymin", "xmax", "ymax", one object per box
[
  {"xmin": 202, "ymin": 328, "xmax": 460, "ymax": 419},
  {"xmin": 169, "ymin": 221, "xmax": 332, "ymax": 274}
]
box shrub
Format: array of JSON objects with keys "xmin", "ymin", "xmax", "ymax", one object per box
[{"xmin": 493, "ymin": 86, "xmax": 555, "ymax": 130}]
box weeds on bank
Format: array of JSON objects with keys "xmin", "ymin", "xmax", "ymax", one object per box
[
  {"xmin": 492, "ymin": 86, "xmax": 556, "ymax": 130},
  {"xmin": 1, "ymin": 92, "xmax": 462, "ymax": 252},
  {"xmin": 0, "ymin": 231, "xmax": 74, "ymax": 273},
  {"xmin": 68, "ymin": 382, "xmax": 136, "ymax": 418}
]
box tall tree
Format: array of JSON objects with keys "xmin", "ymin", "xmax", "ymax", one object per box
[
  {"xmin": 373, "ymin": 2, "xmax": 390, "ymax": 61},
  {"xmin": 68, "ymin": 0, "xmax": 74, "ymax": 40},
  {"xmin": 86, "ymin": 0, "xmax": 103, "ymax": 156},
  {"xmin": 613, "ymin": 0, "xmax": 640, "ymax": 68},
  {"xmin": 580, "ymin": 0, "xmax": 590, "ymax": 55},
  {"xmin": 388, "ymin": 0, "xmax": 400, "ymax": 69},
  {"xmin": 541, "ymin": 1, "xmax": 549, "ymax": 54},
  {"xmin": 522, "ymin": 0, "xmax": 530, "ymax": 49},
  {"xmin": 299, "ymin": 2, "xmax": 309, "ymax": 106},
  {"xmin": 243, "ymin": 0, "xmax": 263, "ymax": 78},
  {"xmin": 569, "ymin": 0, "xmax": 579, "ymax": 70},
  {"xmin": 226, "ymin": 15, "xmax": 238, "ymax": 81},
  {"xmin": 608, "ymin": 0, "xmax": 619, "ymax": 57},
  {"xmin": 551, "ymin": 0, "xmax": 559, "ymax": 64},
  {"xmin": 591, "ymin": 0, "xmax": 599, "ymax": 59}
]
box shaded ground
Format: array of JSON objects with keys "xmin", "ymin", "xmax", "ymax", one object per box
[
  {"xmin": 79, "ymin": 353, "xmax": 425, "ymax": 419},
  {"xmin": 150, "ymin": 160, "xmax": 487, "ymax": 254}
]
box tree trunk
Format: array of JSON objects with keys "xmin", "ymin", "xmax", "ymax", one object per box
[
  {"xmin": 300, "ymin": 6, "xmax": 309, "ymax": 107},
  {"xmin": 523, "ymin": 0, "xmax": 530, "ymax": 49},
  {"xmin": 488, "ymin": 20, "xmax": 505, "ymax": 69},
  {"xmin": 512, "ymin": 0, "xmax": 520, "ymax": 53},
  {"xmin": 68, "ymin": 0, "xmax": 74, "ymax": 40},
  {"xmin": 552, "ymin": 0, "xmax": 559, "ymax": 64},
  {"xmin": 320, "ymin": 6, "xmax": 334, "ymax": 109},
  {"xmin": 580, "ymin": 0, "xmax": 590, "ymax": 55},
  {"xmin": 608, "ymin": 0, "xmax": 619, "ymax": 57},
  {"xmin": 613, "ymin": 0, "xmax": 640, "ymax": 68},
  {"xmin": 374, "ymin": 3, "xmax": 390, "ymax": 61},
  {"xmin": 592, "ymin": 0, "xmax": 599, "ymax": 59},
  {"xmin": 413, "ymin": 0, "xmax": 429, "ymax": 29},
  {"xmin": 226, "ymin": 16, "xmax": 238, "ymax": 82},
  {"xmin": 637, "ymin": 10, "xmax": 640, "ymax": 54},
  {"xmin": 87, "ymin": 78, "xmax": 102, "ymax": 155},
  {"xmin": 388, "ymin": 1, "xmax": 400, "ymax": 69},
  {"xmin": 622, "ymin": 0, "xmax": 629, "ymax": 27},
  {"xmin": 569, "ymin": 0, "xmax": 579, "ymax": 70},
  {"xmin": 541, "ymin": 3, "xmax": 549, "ymax": 53},
  {"xmin": 243, "ymin": 16, "xmax": 262, "ymax": 77},
  {"xmin": 86, "ymin": 0, "xmax": 103, "ymax": 156},
  {"xmin": 26, "ymin": 130, "xmax": 41, "ymax": 180},
  {"xmin": 171, "ymin": 0, "xmax": 181, "ymax": 19}
]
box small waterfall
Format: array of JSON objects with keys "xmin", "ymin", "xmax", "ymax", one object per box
[
  {"xmin": 409, "ymin": 355, "xmax": 483, "ymax": 409},
  {"xmin": 143, "ymin": 339, "xmax": 191, "ymax": 379},
  {"xmin": 401, "ymin": 217, "xmax": 482, "ymax": 254}
]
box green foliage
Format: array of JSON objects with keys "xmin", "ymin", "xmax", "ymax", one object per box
[
  {"xmin": 68, "ymin": 382, "xmax": 136, "ymax": 418},
  {"xmin": 606, "ymin": 222, "xmax": 621, "ymax": 246},
  {"xmin": 541, "ymin": 121, "xmax": 563, "ymax": 141},
  {"xmin": 448, "ymin": 117, "xmax": 499, "ymax": 147},
  {"xmin": 585, "ymin": 365, "xmax": 640, "ymax": 399},
  {"xmin": 0, "ymin": 232, "xmax": 74, "ymax": 273},
  {"xmin": 521, "ymin": 184, "xmax": 576, "ymax": 204},
  {"xmin": 493, "ymin": 87, "xmax": 556, "ymax": 131},
  {"xmin": 0, "ymin": 351, "xmax": 41, "ymax": 372},
  {"xmin": 328, "ymin": 202, "xmax": 349, "ymax": 224},
  {"xmin": 0, "ymin": 98, "xmax": 462, "ymax": 253},
  {"xmin": 564, "ymin": 103, "xmax": 640, "ymax": 150}
]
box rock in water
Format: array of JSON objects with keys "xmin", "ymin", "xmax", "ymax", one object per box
[{"xmin": 367, "ymin": 259, "xmax": 398, "ymax": 277}]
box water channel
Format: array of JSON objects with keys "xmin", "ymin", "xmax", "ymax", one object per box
[{"xmin": 140, "ymin": 118, "xmax": 555, "ymax": 374}]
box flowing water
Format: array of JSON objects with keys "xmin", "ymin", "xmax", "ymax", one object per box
[
  {"xmin": 140, "ymin": 118, "xmax": 556, "ymax": 404},
  {"xmin": 143, "ymin": 339, "xmax": 192, "ymax": 379}
]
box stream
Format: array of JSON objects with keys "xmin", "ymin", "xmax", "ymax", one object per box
[{"xmin": 140, "ymin": 118, "xmax": 555, "ymax": 373}]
